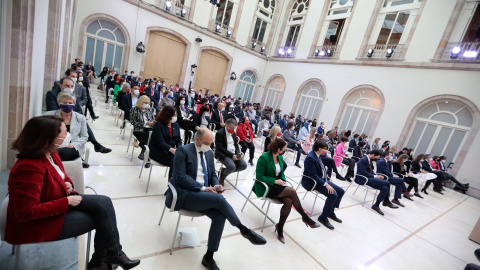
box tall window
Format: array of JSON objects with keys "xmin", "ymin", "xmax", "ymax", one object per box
[
  {"xmin": 84, "ymin": 20, "xmax": 125, "ymax": 70},
  {"xmin": 375, "ymin": 11, "xmax": 410, "ymax": 45},
  {"xmin": 295, "ymin": 81, "xmax": 325, "ymax": 120},
  {"xmin": 216, "ymin": 0, "xmax": 235, "ymax": 26},
  {"xmin": 251, "ymin": 0, "xmax": 275, "ymax": 44},
  {"xmin": 282, "ymin": 0, "xmax": 309, "ymax": 48},
  {"xmin": 264, "ymin": 76, "xmax": 285, "ymax": 110},
  {"xmin": 235, "ymin": 71, "xmax": 256, "ymax": 101},
  {"xmin": 338, "ymin": 89, "xmax": 382, "ymax": 136},
  {"xmin": 405, "ymin": 100, "xmax": 473, "ymax": 164}
]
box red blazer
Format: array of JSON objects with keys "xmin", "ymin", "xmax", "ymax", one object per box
[
  {"xmin": 6, "ymin": 152, "xmax": 75, "ymax": 245},
  {"xmin": 237, "ymin": 123, "xmax": 254, "ymax": 141}
]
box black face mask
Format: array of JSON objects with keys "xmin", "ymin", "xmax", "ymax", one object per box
[{"xmin": 279, "ymin": 150, "xmax": 286, "ymax": 156}]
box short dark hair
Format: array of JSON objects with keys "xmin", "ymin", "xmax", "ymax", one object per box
[
  {"xmin": 382, "ymin": 144, "xmax": 389, "ymax": 149},
  {"xmin": 381, "ymin": 150, "xmax": 392, "ymax": 158},
  {"xmin": 313, "ymin": 140, "xmax": 328, "ymax": 152},
  {"xmin": 11, "ymin": 116, "xmax": 64, "ymax": 159},
  {"xmin": 439, "ymin": 156, "xmax": 446, "ymax": 160},
  {"xmin": 358, "ymin": 141, "xmax": 366, "ymax": 148},
  {"xmin": 156, "ymin": 106, "xmax": 176, "ymax": 125},
  {"xmin": 60, "ymin": 77, "xmax": 74, "ymax": 85},
  {"xmin": 369, "ymin": 150, "xmax": 381, "ymax": 157},
  {"xmin": 286, "ymin": 122, "xmax": 295, "ymax": 129},
  {"xmin": 267, "ymin": 138, "xmax": 287, "ymax": 153},
  {"xmin": 199, "ymin": 106, "xmax": 210, "ymax": 116},
  {"xmin": 65, "ymin": 68, "xmax": 76, "ymax": 76},
  {"xmin": 340, "ymin": 136, "xmax": 349, "ymax": 142},
  {"xmin": 353, "ymin": 134, "xmax": 359, "ymax": 139}
]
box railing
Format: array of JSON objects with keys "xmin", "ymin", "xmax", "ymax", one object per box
[
  {"xmin": 209, "ymin": 19, "xmax": 234, "ymax": 39},
  {"xmin": 275, "ymin": 46, "xmax": 296, "ymax": 58},
  {"xmin": 438, "ymin": 42, "xmax": 480, "ymax": 63},
  {"xmin": 312, "ymin": 44, "xmax": 340, "ymax": 59},
  {"xmin": 359, "ymin": 44, "xmax": 405, "ymax": 60},
  {"xmin": 250, "ymin": 39, "xmax": 267, "ymax": 54},
  {"xmin": 157, "ymin": 0, "xmax": 190, "ymax": 19}
]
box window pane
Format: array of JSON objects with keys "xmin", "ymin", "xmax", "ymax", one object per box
[
  {"xmin": 391, "ymin": 0, "xmax": 414, "ymax": 6},
  {"xmin": 430, "ymin": 112, "xmax": 456, "ymax": 124},
  {"xmin": 443, "ymin": 129, "xmax": 466, "ymax": 164},
  {"xmin": 258, "ymin": 20, "xmax": 267, "ymax": 42},
  {"xmin": 85, "ymin": 37, "xmax": 95, "ymax": 64},
  {"xmin": 456, "ymin": 107, "xmax": 473, "ymax": 127},
  {"xmin": 406, "ymin": 122, "xmax": 425, "ymax": 149},
  {"xmin": 114, "ymin": 46, "xmax": 123, "ymax": 70},
  {"xmin": 340, "ymin": 107, "xmax": 353, "ymax": 130},
  {"xmin": 430, "ymin": 127, "xmax": 453, "ymax": 156},
  {"xmin": 363, "ymin": 111, "xmax": 377, "ymax": 135},
  {"xmin": 291, "ymin": 25, "xmax": 300, "ymax": 47},
  {"xmin": 324, "ymin": 21, "xmax": 339, "ymax": 45},
  {"xmin": 416, "ymin": 124, "xmax": 436, "ymax": 155},
  {"xmin": 356, "ymin": 110, "xmax": 369, "ymax": 134},
  {"xmin": 216, "ymin": 0, "xmax": 227, "ymax": 23},
  {"xmin": 99, "ymin": 20, "xmax": 117, "ymax": 31},
  {"xmin": 86, "ymin": 20, "xmax": 101, "ymax": 34},
  {"xmin": 285, "ymin": 26, "xmax": 296, "ymax": 47},
  {"xmin": 114, "ymin": 28, "xmax": 125, "ymax": 44},
  {"xmin": 388, "ymin": 11, "xmax": 410, "ymax": 45},
  {"xmin": 98, "ymin": 30, "xmax": 116, "ymax": 41},
  {"xmin": 94, "ymin": 40, "xmax": 104, "ymax": 70},
  {"xmin": 252, "ymin": 18, "xmax": 262, "ymax": 40},
  {"xmin": 418, "ymin": 103, "xmax": 438, "ymax": 119},
  {"xmin": 105, "ymin": 43, "xmax": 115, "ymax": 70},
  {"xmin": 224, "ymin": 1, "xmax": 234, "ymax": 26},
  {"xmin": 347, "ymin": 108, "xmax": 360, "ymax": 130},
  {"xmin": 376, "ymin": 13, "xmax": 397, "ymax": 45}
]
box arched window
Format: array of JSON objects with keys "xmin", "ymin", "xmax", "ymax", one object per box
[
  {"xmin": 263, "ymin": 76, "xmax": 285, "ymax": 110},
  {"xmin": 84, "ymin": 19, "xmax": 126, "ymax": 70},
  {"xmin": 250, "ymin": 0, "xmax": 276, "ymax": 52},
  {"xmin": 295, "ymin": 81, "xmax": 325, "ymax": 120},
  {"xmin": 338, "ymin": 88, "xmax": 382, "ymax": 136},
  {"xmin": 235, "ymin": 70, "xmax": 256, "ymax": 101},
  {"xmin": 405, "ymin": 100, "xmax": 473, "ymax": 164},
  {"xmin": 282, "ymin": 0, "xmax": 309, "ymax": 48}
]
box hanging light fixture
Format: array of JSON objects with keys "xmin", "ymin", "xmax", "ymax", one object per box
[
  {"xmin": 136, "ymin": 42, "xmax": 145, "ymax": 53},
  {"xmin": 215, "ymin": 24, "xmax": 221, "ymax": 33}
]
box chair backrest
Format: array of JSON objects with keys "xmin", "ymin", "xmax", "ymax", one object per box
[
  {"xmin": 62, "ymin": 159, "xmax": 85, "ymax": 194},
  {"xmin": 168, "ymin": 182, "xmax": 177, "ymax": 212},
  {"xmin": 0, "ymin": 195, "xmax": 9, "ymax": 241}
]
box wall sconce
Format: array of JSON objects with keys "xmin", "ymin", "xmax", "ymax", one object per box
[
  {"xmin": 136, "ymin": 42, "xmax": 145, "ymax": 53},
  {"xmin": 230, "ymin": 72, "xmax": 237, "ymax": 80},
  {"xmin": 191, "ymin": 64, "xmax": 198, "ymax": 75}
]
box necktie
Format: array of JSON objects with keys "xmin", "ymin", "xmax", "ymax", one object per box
[
  {"xmin": 151, "ymin": 88, "xmax": 154, "ymax": 96},
  {"xmin": 369, "ymin": 161, "xmax": 373, "ymax": 173},
  {"xmin": 220, "ymin": 112, "xmax": 223, "ymax": 123},
  {"xmin": 318, "ymin": 156, "xmax": 326, "ymax": 179},
  {"xmin": 199, "ymin": 151, "xmax": 209, "ymax": 187}
]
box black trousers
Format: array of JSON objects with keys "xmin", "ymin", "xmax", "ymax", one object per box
[
  {"xmin": 56, "ymin": 195, "xmax": 123, "ymax": 265},
  {"xmin": 404, "ymin": 176, "xmax": 419, "ymax": 192},
  {"xmin": 57, "ymin": 148, "xmax": 80, "ymax": 161},
  {"xmin": 86, "ymin": 124, "xmax": 103, "ymax": 150},
  {"xmin": 134, "ymin": 128, "xmax": 151, "ymax": 151},
  {"xmin": 239, "ymin": 140, "xmax": 255, "ymax": 161},
  {"xmin": 341, "ymin": 158, "xmax": 355, "ymax": 177},
  {"xmin": 84, "ymin": 90, "xmax": 96, "ymax": 118}
]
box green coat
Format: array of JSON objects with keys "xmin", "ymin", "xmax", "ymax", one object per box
[{"xmin": 254, "ymin": 152, "xmax": 286, "ymax": 198}]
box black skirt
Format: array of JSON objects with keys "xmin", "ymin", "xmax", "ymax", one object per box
[{"xmin": 268, "ymin": 184, "xmax": 287, "ymax": 199}]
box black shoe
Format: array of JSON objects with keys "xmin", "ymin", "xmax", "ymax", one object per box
[
  {"xmin": 433, "ymin": 189, "xmax": 444, "ymax": 195},
  {"xmin": 294, "ymin": 163, "xmax": 302, "ymax": 168},
  {"xmin": 327, "ymin": 213, "xmax": 342, "ymax": 223},
  {"xmin": 248, "ymin": 159, "xmax": 254, "ymax": 166},
  {"xmin": 87, "ymin": 263, "xmax": 113, "ymax": 270},
  {"xmin": 82, "ymin": 162, "xmax": 90, "ymax": 169},
  {"xmin": 240, "ymin": 229, "xmax": 267, "ymax": 245},
  {"xmin": 382, "ymin": 202, "xmax": 399, "ymax": 209},
  {"xmin": 372, "ymin": 205, "xmax": 384, "ymax": 216},
  {"xmin": 138, "ymin": 152, "xmax": 145, "ymax": 160},
  {"xmin": 413, "ymin": 192, "xmax": 424, "ymax": 199},
  {"xmin": 95, "ymin": 146, "xmax": 112, "ymax": 153},
  {"xmin": 201, "ymin": 256, "xmax": 220, "ymax": 270},
  {"xmin": 318, "ymin": 217, "xmax": 334, "ymax": 230},
  {"xmin": 421, "ymin": 188, "xmax": 429, "ymax": 195},
  {"xmin": 475, "ymin": 248, "xmax": 480, "ymax": 261},
  {"xmin": 144, "ymin": 162, "xmax": 151, "ymax": 169},
  {"xmin": 105, "ymin": 253, "xmax": 140, "ymax": 270},
  {"xmin": 301, "ymin": 150, "xmax": 308, "ymax": 155},
  {"xmin": 336, "ymin": 175, "xmax": 346, "ymax": 181},
  {"xmin": 345, "ymin": 177, "xmax": 352, "ymax": 182},
  {"xmin": 92, "ymin": 116, "xmax": 100, "ymax": 120},
  {"xmin": 454, "ymin": 184, "xmax": 468, "ymax": 191}
]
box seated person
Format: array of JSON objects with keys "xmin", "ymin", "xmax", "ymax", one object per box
[
  {"xmin": 282, "ymin": 122, "xmax": 305, "ymax": 168},
  {"xmin": 8, "ymin": 116, "xmax": 140, "ymax": 270},
  {"xmin": 130, "ymin": 95, "xmax": 156, "ymax": 160},
  {"xmin": 264, "ymin": 126, "xmax": 282, "ymax": 153},
  {"xmin": 255, "ymin": 138, "xmax": 320, "ymax": 244},
  {"xmin": 246, "ymin": 106, "xmax": 259, "ymax": 135},
  {"xmin": 120, "ymin": 84, "xmax": 141, "ymax": 128},
  {"xmin": 422, "ymin": 154, "xmax": 445, "ymax": 194},
  {"xmin": 192, "ymin": 105, "xmax": 212, "ymax": 132},
  {"xmin": 303, "ymin": 140, "xmax": 345, "ymax": 230},
  {"xmin": 158, "ymin": 90, "xmax": 174, "ymax": 111},
  {"xmin": 302, "ymin": 128, "xmax": 316, "ymax": 154},
  {"xmin": 176, "ymin": 95, "xmax": 197, "ymax": 144},
  {"xmin": 410, "ymin": 154, "xmax": 438, "ymax": 195},
  {"xmin": 214, "ymin": 118, "xmax": 247, "ymax": 186},
  {"xmin": 379, "ymin": 144, "xmax": 389, "ymax": 156},
  {"xmin": 356, "ymin": 150, "xmax": 399, "ymax": 216},
  {"xmin": 211, "ymin": 102, "xmax": 228, "ymax": 131},
  {"xmin": 298, "ymin": 121, "xmax": 311, "ymax": 141},
  {"xmin": 377, "ymin": 151, "xmax": 410, "ymax": 207},
  {"xmin": 165, "ymin": 128, "xmax": 266, "ymax": 269},
  {"xmin": 438, "ymin": 156, "xmax": 469, "ymax": 191},
  {"xmin": 348, "ymin": 134, "xmax": 359, "ymax": 152},
  {"xmin": 148, "ymin": 106, "xmax": 182, "ymax": 178},
  {"xmin": 393, "ymin": 154, "xmax": 422, "ymax": 199},
  {"xmin": 196, "ymin": 98, "xmax": 210, "ymax": 114},
  {"xmin": 333, "ymin": 137, "xmax": 356, "ymax": 181},
  {"xmin": 352, "ymin": 141, "xmax": 366, "ymax": 161},
  {"xmin": 45, "ymin": 93, "xmax": 88, "ymax": 168},
  {"xmin": 236, "ymin": 116, "xmax": 256, "ymax": 166},
  {"xmin": 257, "ymin": 115, "xmax": 272, "ymax": 137}
]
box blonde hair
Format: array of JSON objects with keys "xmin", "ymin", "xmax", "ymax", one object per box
[
  {"xmin": 309, "ymin": 128, "xmax": 316, "ymax": 139},
  {"xmin": 136, "ymin": 95, "xmax": 151, "ymax": 108},
  {"xmin": 327, "ymin": 129, "xmax": 337, "ymax": 139},
  {"xmin": 269, "ymin": 126, "xmax": 281, "ymax": 140},
  {"xmin": 57, "ymin": 92, "xmax": 76, "ymax": 104},
  {"xmin": 374, "ymin": 137, "xmax": 381, "ymax": 144}
]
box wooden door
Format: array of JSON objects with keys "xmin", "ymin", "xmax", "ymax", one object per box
[{"xmin": 194, "ymin": 50, "xmax": 228, "ymax": 95}]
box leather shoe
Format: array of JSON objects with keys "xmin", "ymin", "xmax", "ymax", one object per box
[
  {"xmin": 403, "ymin": 194, "xmax": 414, "ymax": 201},
  {"xmin": 392, "ymin": 199, "xmax": 405, "ymax": 207},
  {"xmin": 372, "ymin": 205, "xmax": 384, "ymax": 215},
  {"xmin": 241, "ymin": 229, "xmax": 267, "ymax": 245},
  {"xmin": 382, "ymin": 201, "xmax": 399, "ymax": 209},
  {"xmin": 82, "ymin": 162, "xmax": 90, "ymax": 169},
  {"xmin": 474, "ymin": 248, "xmax": 480, "ymax": 261},
  {"xmin": 345, "ymin": 177, "xmax": 352, "ymax": 182},
  {"xmin": 144, "ymin": 162, "xmax": 151, "ymax": 169},
  {"xmin": 87, "ymin": 263, "xmax": 113, "ymax": 270},
  {"xmin": 413, "ymin": 192, "xmax": 424, "ymax": 199},
  {"xmin": 138, "ymin": 152, "xmax": 144, "ymax": 160},
  {"xmin": 294, "ymin": 163, "xmax": 302, "ymax": 168},
  {"xmin": 105, "ymin": 253, "xmax": 140, "ymax": 270},
  {"xmin": 336, "ymin": 175, "xmax": 346, "ymax": 181},
  {"xmin": 433, "ymin": 189, "xmax": 444, "ymax": 195},
  {"xmin": 318, "ymin": 217, "xmax": 334, "ymax": 230},
  {"xmin": 92, "ymin": 116, "xmax": 100, "ymax": 120},
  {"xmin": 202, "ymin": 255, "xmax": 220, "ymax": 270},
  {"xmin": 327, "ymin": 213, "xmax": 342, "ymax": 223},
  {"xmin": 95, "ymin": 146, "xmax": 112, "ymax": 153}
]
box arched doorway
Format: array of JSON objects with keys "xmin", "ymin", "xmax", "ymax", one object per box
[
  {"xmin": 194, "ymin": 48, "xmax": 231, "ymax": 95},
  {"xmin": 261, "ymin": 75, "xmax": 285, "ymax": 110},
  {"xmin": 292, "ymin": 79, "xmax": 325, "ymax": 120},
  {"xmin": 234, "ymin": 70, "xmax": 257, "ymax": 101}
]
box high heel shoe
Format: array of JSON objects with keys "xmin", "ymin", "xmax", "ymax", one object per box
[
  {"xmin": 274, "ymin": 224, "xmax": 285, "ymax": 244},
  {"xmin": 302, "ymin": 217, "xmax": 321, "ymax": 228},
  {"xmin": 105, "ymin": 253, "xmax": 140, "ymax": 270},
  {"xmin": 421, "ymin": 188, "xmax": 429, "ymax": 195}
]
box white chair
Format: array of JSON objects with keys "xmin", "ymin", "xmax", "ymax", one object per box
[
  {"xmin": 139, "ymin": 145, "xmax": 169, "ymax": 193},
  {"xmin": 216, "ymin": 160, "xmax": 240, "ymax": 186},
  {"xmin": 296, "ymin": 175, "xmax": 326, "ymax": 217},
  {"xmin": 158, "ymin": 183, "xmax": 205, "ymax": 255},
  {"xmin": 83, "ymin": 144, "xmax": 90, "ymax": 164},
  {"xmin": 346, "ymin": 174, "xmax": 379, "ymax": 206}
]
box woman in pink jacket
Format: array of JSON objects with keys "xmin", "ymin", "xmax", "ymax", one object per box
[
  {"xmin": 334, "ymin": 137, "xmax": 356, "ymax": 181},
  {"xmin": 302, "ymin": 129, "xmax": 316, "ymax": 153}
]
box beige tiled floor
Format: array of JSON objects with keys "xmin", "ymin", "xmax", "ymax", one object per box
[{"xmin": 80, "ymin": 87, "xmax": 480, "ymax": 269}]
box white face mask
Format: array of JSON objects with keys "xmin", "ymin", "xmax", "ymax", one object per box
[
  {"xmin": 180, "ymin": 100, "xmax": 185, "ymax": 105},
  {"xmin": 204, "ymin": 113, "xmax": 209, "ymax": 117},
  {"xmin": 133, "ymin": 90, "xmax": 140, "ymax": 96},
  {"xmin": 63, "ymin": 88, "xmax": 74, "ymax": 94},
  {"xmin": 197, "ymin": 142, "xmax": 210, "ymax": 152},
  {"xmin": 78, "ymin": 77, "xmax": 83, "ymax": 82},
  {"xmin": 71, "ymin": 77, "xmax": 77, "ymax": 83},
  {"xmin": 56, "ymin": 132, "xmax": 71, "ymax": 148},
  {"xmin": 171, "ymin": 116, "xmax": 177, "ymax": 123},
  {"xmin": 142, "ymin": 103, "xmax": 149, "ymax": 109}
]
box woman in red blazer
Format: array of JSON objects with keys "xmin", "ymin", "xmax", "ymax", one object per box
[
  {"xmin": 6, "ymin": 116, "xmax": 140, "ymax": 270},
  {"xmin": 237, "ymin": 116, "xmax": 256, "ymax": 165}
]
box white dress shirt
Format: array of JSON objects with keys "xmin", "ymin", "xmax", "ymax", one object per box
[
  {"xmin": 195, "ymin": 144, "xmax": 207, "ymax": 191},
  {"xmin": 226, "ymin": 131, "xmax": 235, "ymax": 153}
]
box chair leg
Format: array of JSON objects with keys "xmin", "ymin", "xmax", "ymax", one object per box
[
  {"xmin": 303, "ymin": 191, "xmax": 308, "ymax": 200},
  {"xmin": 164, "ymin": 167, "xmax": 168, "ymax": 177},
  {"xmin": 86, "ymin": 232, "xmax": 92, "ymax": 270},
  {"xmin": 158, "ymin": 205, "xmax": 167, "ymax": 225},
  {"xmin": 235, "ymin": 172, "xmax": 239, "ymax": 186},
  {"xmin": 127, "ymin": 128, "xmax": 132, "ymax": 152},
  {"xmin": 241, "ymin": 189, "xmax": 254, "ymax": 212},
  {"xmin": 362, "ymin": 188, "xmax": 369, "ymax": 206},
  {"xmin": 130, "ymin": 141, "xmax": 135, "ymax": 162},
  {"xmin": 11, "ymin": 244, "xmax": 15, "ymax": 255},
  {"xmin": 14, "ymin": 245, "xmax": 21, "ymax": 270},
  {"xmin": 261, "ymin": 200, "xmax": 267, "ymax": 209},
  {"xmin": 146, "ymin": 166, "xmax": 153, "ymax": 193},
  {"xmin": 261, "ymin": 201, "xmax": 271, "ymax": 232},
  {"xmin": 170, "ymin": 215, "xmax": 182, "ymax": 255},
  {"xmin": 139, "ymin": 159, "xmax": 145, "ymax": 178},
  {"xmin": 353, "ymin": 185, "xmax": 360, "ymax": 195},
  {"xmin": 311, "ymin": 195, "xmax": 318, "ymax": 217},
  {"xmin": 345, "ymin": 181, "xmax": 352, "ymax": 192}
]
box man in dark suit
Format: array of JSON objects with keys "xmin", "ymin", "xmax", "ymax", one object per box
[
  {"xmin": 377, "ymin": 151, "xmax": 409, "ymax": 206},
  {"xmin": 215, "ymin": 119, "xmax": 247, "ymax": 186},
  {"xmin": 211, "ymin": 103, "xmax": 228, "ymax": 131},
  {"xmin": 355, "ymin": 150, "xmax": 398, "ymax": 216},
  {"xmin": 165, "ymin": 128, "xmax": 266, "ymax": 269},
  {"xmin": 121, "ymin": 84, "xmax": 140, "ymax": 124},
  {"xmin": 303, "ymin": 140, "xmax": 344, "ymax": 230},
  {"xmin": 145, "ymin": 81, "xmax": 161, "ymax": 113},
  {"xmin": 348, "ymin": 134, "xmax": 359, "ymax": 152},
  {"xmin": 52, "ymin": 69, "xmax": 88, "ymax": 107}
]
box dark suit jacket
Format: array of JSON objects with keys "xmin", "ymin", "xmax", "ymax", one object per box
[
  {"xmin": 376, "ymin": 158, "xmax": 394, "ymax": 178},
  {"xmin": 211, "ymin": 110, "xmax": 228, "ymax": 130},
  {"xmin": 165, "ymin": 143, "xmax": 219, "ymax": 211},
  {"xmin": 192, "ymin": 114, "xmax": 211, "ymax": 128},
  {"xmin": 149, "ymin": 122, "xmax": 182, "ymax": 167},
  {"xmin": 356, "ymin": 156, "xmax": 375, "ymax": 181},
  {"xmin": 279, "ymin": 119, "xmax": 287, "ymax": 131},
  {"xmin": 45, "ymin": 89, "xmax": 83, "ymax": 114},
  {"xmin": 411, "ymin": 161, "xmax": 422, "ymax": 173},
  {"xmin": 52, "ymin": 81, "xmax": 88, "ymax": 106},
  {"xmin": 302, "ymin": 151, "xmax": 327, "ymax": 191},
  {"xmin": 121, "ymin": 94, "xmax": 134, "ymax": 120},
  {"xmin": 214, "ymin": 127, "xmax": 240, "ymax": 160},
  {"xmin": 422, "ymin": 160, "xmax": 433, "ymax": 172},
  {"xmin": 352, "ymin": 146, "xmax": 363, "ymax": 160}
]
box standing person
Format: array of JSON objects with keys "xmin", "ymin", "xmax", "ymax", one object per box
[
  {"xmin": 175, "ymin": 95, "xmax": 197, "ymax": 144},
  {"xmin": 282, "ymin": 122, "xmax": 305, "ymax": 168},
  {"xmin": 84, "ymin": 61, "xmax": 96, "ymax": 83},
  {"xmin": 333, "ymin": 137, "xmax": 356, "ymax": 181},
  {"xmin": 130, "ymin": 96, "xmax": 156, "ymax": 160},
  {"xmin": 393, "ymin": 154, "xmax": 422, "ymax": 199},
  {"xmin": 7, "ymin": 116, "xmax": 140, "ymax": 270},
  {"xmin": 256, "ymin": 138, "xmax": 320, "ymax": 243},
  {"xmin": 236, "ymin": 117, "xmax": 256, "ymax": 166},
  {"xmin": 247, "ymin": 106, "xmax": 258, "ymax": 135},
  {"xmin": 146, "ymin": 80, "xmax": 161, "ymax": 113},
  {"xmin": 165, "ymin": 128, "xmax": 266, "ymax": 269},
  {"xmin": 279, "ymin": 114, "xmax": 288, "ymax": 132}
]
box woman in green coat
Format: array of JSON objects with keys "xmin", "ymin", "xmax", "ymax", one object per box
[{"xmin": 255, "ymin": 138, "xmax": 320, "ymax": 244}]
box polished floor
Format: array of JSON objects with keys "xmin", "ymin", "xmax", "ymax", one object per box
[{"xmin": 78, "ymin": 85, "xmax": 480, "ymax": 270}]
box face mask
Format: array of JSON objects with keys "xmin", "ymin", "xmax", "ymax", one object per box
[
  {"xmin": 167, "ymin": 95, "xmax": 172, "ymax": 99},
  {"xmin": 59, "ymin": 104, "xmax": 75, "ymax": 113},
  {"xmin": 279, "ymin": 150, "xmax": 286, "ymax": 155},
  {"xmin": 180, "ymin": 100, "xmax": 185, "ymax": 105},
  {"xmin": 133, "ymin": 90, "xmax": 140, "ymax": 96},
  {"xmin": 389, "ymin": 156, "xmax": 394, "ymax": 161},
  {"xmin": 197, "ymin": 142, "xmax": 210, "ymax": 152},
  {"xmin": 63, "ymin": 88, "xmax": 74, "ymax": 94},
  {"xmin": 221, "ymin": 108, "xmax": 225, "ymax": 111},
  {"xmin": 191, "ymin": 94, "xmax": 195, "ymax": 98},
  {"xmin": 142, "ymin": 103, "xmax": 149, "ymax": 109},
  {"xmin": 230, "ymin": 105, "xmax": 234, "ymax": 108},
  {"xmin": 227, "ymin": 128, "xmax": 235, "ymax": 134},
  {"xmin": 71, "ymin": 77, "xmax": 77, "ymax": 83},
  {"xmin": 204, "ymin": 113, "xmax": 209, "ymax": 117},
  {"xmin": 171, "ymin": 116, "xmax": 177, "ymax": 123},
  {"xmin": 56, "ymin": 132, "xmax": 72, "ymax": 148},
  {"xmin": 277, "ymin": 132, "xmax": 282, "ymax": 137},
  {"xmin": 78, "ymin": 77, "xmax": 83, "ymax": 82}
]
